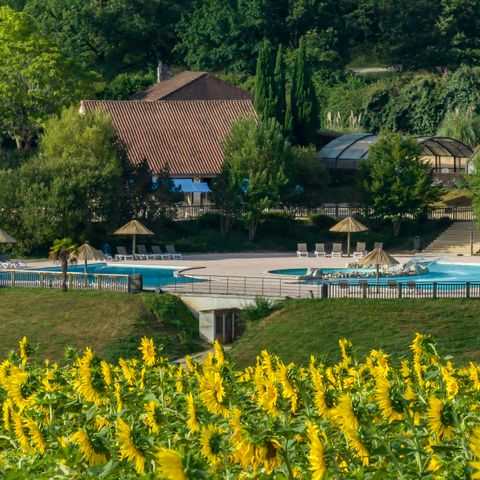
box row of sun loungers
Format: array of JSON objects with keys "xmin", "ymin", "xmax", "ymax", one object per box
[
  {"xmin": 0, "ymin": 261, "xmax": 27, "ymax": 269},
  {"xmin": 114, "ymin": 245, "xmax": 182, "ymax": 261},
  {"xmin": 297, "ymin": 242, "xmax": 383, "ymax": 258}
]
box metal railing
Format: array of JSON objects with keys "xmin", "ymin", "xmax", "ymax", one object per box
[
  {"xmin": 172, "ymin": 204, "xmax": 474, "ymax": 221},
  {"xmin": 161, "ymin": 273, "xmax": 480, "ymax": 300},
  {"xmin": 0, "ymin": 270, "xmax": 140, "ymax": 293}
]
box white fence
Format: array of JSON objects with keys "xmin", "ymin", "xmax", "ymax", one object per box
[{"xmin": 0, "ymin": 269, "xmax": 138, "ymax": 292}]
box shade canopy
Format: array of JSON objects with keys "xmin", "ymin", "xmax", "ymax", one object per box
[
  {"xmin": 74, "ymin": 242, "xmax": 106, "ymax": 262},
  {"xmin": 0, "ymin": 228, "xmax": 17, "ymax": 244},
  {"xmin": 172, "ymin": 179, "xmax": 211, "ymax": 193},
  {"xmin": 358, "ymin": 247, "xmax": 399, "ymax": 266},
  {"xmin": 114, "ymin": 220, "xmax": 154, "ymax": 236},
  {"xmin": 329, "ymin": 216, "xmax": 368, "ymax": 233}
]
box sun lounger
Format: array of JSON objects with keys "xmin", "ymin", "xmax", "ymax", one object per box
[
  {"xmin": 297, "ymin": 243, "xmax": 308, "ymax": 258},
  {"xmin": 151, "ymin": 245, "xmax": 171, "ymax": 260},
  {"xmin": 353, "ymin": 242, "xmax": 367, "ymax": 258},
  {"xmin": 314, "ymin": 243, "xmax": 326, "ymax": 258},
  {"xmin": 115, "ymin": 246, "xmax": 134, "ymax": 261},
  {"xmin": 374, "ymin": 242, "xmax": 383, "ymax": 249},
  {"xmin": 136, "ymin": 245, "xmax": 155, "ymax": 260},
  {"xmin": 331, "ymin": 243, "xmax": 343, "ymax": 257},
  {"xmin": 166, "ymin": 245, "xmax": 182, "ymax": 260}
]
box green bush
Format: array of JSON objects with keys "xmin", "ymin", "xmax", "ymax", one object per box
[
  {"xmin": 308, "ymin": 213, "xmax": 337, "ymax": 229},
  {"xmin": 240, "ymin": 297, "xmax": 275, "ymax": 322}
]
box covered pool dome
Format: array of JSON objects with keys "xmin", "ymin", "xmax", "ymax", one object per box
[{"xmin": 318, "ymin": 133, "xmax": 473, "ymax": 173}]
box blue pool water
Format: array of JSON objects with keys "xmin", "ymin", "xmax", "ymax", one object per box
[
  {"xmin": 269, "ymin": 262, "xmax": 480, "ymax": 285},
  {"xmin": 35, "ymin": 263, "xmax": 198, "ymax": 288}
]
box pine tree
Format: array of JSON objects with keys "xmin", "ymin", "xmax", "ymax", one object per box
[
  {"xmin": 273, "ymin": 45, "xmax": 286, "ymax": 129},
  {"xmin": 289, "ymin": 37, "xmax": 319, "ymax": 146},
  {"xmin": 254, "ymin": 40, "xmax": 276, "ymax": 120}
]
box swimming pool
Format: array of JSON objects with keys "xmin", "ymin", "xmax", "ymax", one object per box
[
  {"xmin": 35, "ymin": 263, "xmax": 199, "ymax": 289},
  {"xmin": 269, "ymin": 261, "xmax": 480, "ymax": 285}
]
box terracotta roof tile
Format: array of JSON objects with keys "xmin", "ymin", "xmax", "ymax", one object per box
[{"xmin": 80, "ymin": 100, "xmax": 255, "ymax": 177}]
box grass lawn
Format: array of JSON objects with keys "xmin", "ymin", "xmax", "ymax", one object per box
[
  {"xmin": 230, "ymin": 298, "xmax": 480, "ymax": 367},
  {"xmin": 0, "ymin": 288, "xmax": 205, "ymax": 362}
]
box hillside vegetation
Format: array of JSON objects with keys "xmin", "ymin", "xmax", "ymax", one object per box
[
  {"xmin": 0, "ymin": 289, "xmax": 205, "ymax": 362},
  {"xmin": 231, "ymin": 298, "xmax": 480, "ymax": 367}
]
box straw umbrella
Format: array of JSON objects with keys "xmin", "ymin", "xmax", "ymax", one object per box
[
  {"xmin": 114, "ymin": 220, "xmax": 154, "ymax": 258},
  {"xmin": 0, "ymin": 228, "xmax": 17, "ymax": 244},
  {"xmin": 329, "ymin": 216, "xmax": 368, "ymax": 256},
  {"xmin": 74, "ymin": 242, "xmax": 106, "ymax": 276},
  {"xmin": 358, "ymin": 247, "xmax": 399, "ymax": 292}
]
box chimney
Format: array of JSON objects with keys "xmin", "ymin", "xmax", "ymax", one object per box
[{"xmin": 157, "ymin": 61, "xmax": 170, "ymax": 83}]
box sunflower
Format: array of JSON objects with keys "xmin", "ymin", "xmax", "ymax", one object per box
[
  {"xmin": 200, "ymin": 424, "xmax": 224, "ymax": 467},
  {"xmin": 186, "ymin": 392, "xmax": 200, "ymax": 433},
  {"xmin": 24, "ymin": 418, "xmax": 45, "ymax": 454},
  {"xmin": 310, "ymin": 364, "xmax": 334, "ymax": 418},
  {"xmin": 155, "ymin": 448, "xmax": 186, "ymax": 480},
  {"xmin": 144, "ymin": 401, "xmax": 161, "ymax": 433},
  {"xmin": 276, "ymin": 362, "xmax": 298, "ymax": 413},
  {"xmin": 2, "ymin": 398, "xmax": 12, "ymax": 430},
  {"xmin": 213, "ymin": 340, "xmax": 225, "ymax": 365},
  {"xmin": 254, "ymin": 367, "xmax": 279, "ymax": 417},
  {"xmin": 139, "ymin": 337, "xmax": 156, "ymax": 367},
  {"xmin": 119, "ymin": 358, "xmax": 136, "ymax": 385},
  {"xmin": 339, "ymin": 338, "xmax": 353, "ymax": 365},
  {"xmin": 19, "ymin": 336, "xmax": 29, "ymax": 365},
  {"xmin": 259, "ymin": 438, "xmax": 282, "ymax": 475},
  {"xmin": 306, "ymin": 422, "xmax": 325, "ymax": 480},
  {"xmin": 100, "ymin": 360, "xmax": 112, "ymax": 386},
  {"xmin": 116, "ymin": 418, "xmax": 145, "ymax": 474},
  {"xmin": 70, "ymin": 430, "xmax": 108, "ymax": 466},
  {"xmin": 426, "ymin": 396, "xmax": 454, "ymax": 440},
  {"xmin": 375, "ymin": 377, "xmax": 404, "ymax": 423},
  {"xmin": 12, "ymin": 410, "xmax": 30, "ymax": 452},
  {"xmin": 74, "ymin": 347, "xmax": 106, "ymax": 405},
  {"xmin": 199, "ymin": 368, "xmax": 229, "ymax": 416},
  {"xmin": 470, "ymin": 428, "xmax": 480, "ymax": 478}
]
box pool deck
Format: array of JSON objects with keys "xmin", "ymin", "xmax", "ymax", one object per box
[{"xmin": 26, "ymin": 251, "xmax": 480, "ymax": 280}]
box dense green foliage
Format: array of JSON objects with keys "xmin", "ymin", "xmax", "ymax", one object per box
[
  {"xmin": 358, "ymin": 133, "xmax": 440, "ymax": 234},
  {"xmin": 0, "ymin": 7, "xmax": 93, "ymax": 148},
  {"xmin": 231, "ymin": 298, "xmax": 480, "ymax": 366}
]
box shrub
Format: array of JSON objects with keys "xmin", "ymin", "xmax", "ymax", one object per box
[{"xmin": 309, "ymin": 213, "xmax": 337, "ymax": 228}]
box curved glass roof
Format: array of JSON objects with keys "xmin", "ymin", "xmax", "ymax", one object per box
[{"xmin": 319, "ymin": 134, "xmax": 473, "ymax": 169}]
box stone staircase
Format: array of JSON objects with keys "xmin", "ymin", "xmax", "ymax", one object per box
[{"xmin": 423, "ymin": 221, "xmax": 480, "ymax": 255}]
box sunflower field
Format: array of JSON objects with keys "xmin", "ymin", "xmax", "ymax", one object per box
[{"xmin": 1, "ymin": 335, "xmax": 480, "ymax": 479}]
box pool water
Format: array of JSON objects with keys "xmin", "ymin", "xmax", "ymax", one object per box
[
  {"xmin": 35, "ymin": 263, "xmax": 198, "ymax": 289},
  {"xmin": 269, "ymin": 262, "xmax": 480, "ymax": 285}
]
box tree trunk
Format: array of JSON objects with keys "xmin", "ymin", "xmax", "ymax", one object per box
[
  {"xmin": 61, "ymin": 258, "xmax": 68, "ymax": 292},
  {"xmin": 393, "ymin": 220, "xmax": 402, "ymax": 236},
  {"xmin": 248, "ymin": 220, "xmax": 258, "ymax": 241},
  {"xmin": 220, "ymin": 213, "xmax": 234, "ymax": 236}
]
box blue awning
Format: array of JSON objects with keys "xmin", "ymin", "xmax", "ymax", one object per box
[{"xmin": 173, "ymin": 179, "xmax": 211, "ymax": 193}]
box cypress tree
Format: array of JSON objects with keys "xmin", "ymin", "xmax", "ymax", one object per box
[
  {"xmin": 289, "ymin": 37, "xmax": 319, "ymax": 146},
  {"xmin": 254, "ymin": 40, "xmax": 276, "ymax": 121},
  {"xmin": 273, "ymin": 45, "xmax": 286, "ymax": 129}
]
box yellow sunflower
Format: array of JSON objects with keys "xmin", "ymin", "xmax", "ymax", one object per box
[
  {"xmin": 70, "ymin": 430, "xmax": 108, "ymax": 467},
  {"xmin": 306, "ymin": 422, "xmax": 325, "ymax": 480},
  {"xmin": 73, "ymin": 347, "xmax": 105, "ymax": 405},
  {"xmin": 426, "ymin": 396, "xmax": 454, "ymax": 440},
  {"xmin": 375, "ymin": 377, "xmax": 404, "ymax": 423},
  {"xmin": 199, "ymin": 368, "xmax": 229, "ymax": 416},
  {"xmin": 186, "ymin": 392, "xmax": 200, "ymax": 433},
  {"xmin": 24, "ymin": 418, "xmax": 45, "ymax": 454},
  {"xmin": 155, "ymin": 448, "xmax": 186, "ymax": 480},
  {"xmin": 18, "ymin": 336, "xmax": 29, "ymax": 365},
  {"xmin": 200, "ymin": 424, "xmax": 224, "ymax": 467},
  {"xmin": 139, "ymin": 337, "xmax": 156, "ymax": 367},
  {"xmin": 116, "ymin": 418, "xmax": 145, "ymax": 474},
  {"xmin": 470, "ymin": 428, "xmax": 480, "ymax": 479}
]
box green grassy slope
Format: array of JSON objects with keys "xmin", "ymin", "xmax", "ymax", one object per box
[
  {"xmin": 230, "ymin": 299, "xmax": 480, "ymax": 367},
  {"xmin": 0, "ymin": 288, "xmax": 205, "ymax": 362}
]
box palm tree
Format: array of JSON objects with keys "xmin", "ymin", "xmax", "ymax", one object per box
[{"xmin": 49, "ymin": 238, "xmax": 77, "ymax": 292}]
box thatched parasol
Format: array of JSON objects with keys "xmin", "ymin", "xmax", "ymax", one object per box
[
  {"xmin": 358, "ymin": 247, "xmax": 399, "ymax": 292},
  {"xmin": 114, "ymin": 220, "xmax": 154, "ymax": 258},
  {"xmin": 72, "ymin": 242, "xmax": 106, "ymax": 285},
  {"xmin": 0, "ymin": 228, "xmax": 17, "ymax": 244},
  {"xmin": 329, "ymin": 216, "xmax": 368, "ymax": 256}
]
